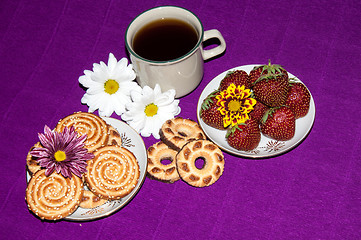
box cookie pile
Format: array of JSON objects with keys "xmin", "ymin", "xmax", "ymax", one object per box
[
  {"xmin": 25, "ymin": 112, "xmax": 140, "ymax": 221},
  {"xmin": 147, "ymin": 117, "xmax": 225, "ymax": 187}
]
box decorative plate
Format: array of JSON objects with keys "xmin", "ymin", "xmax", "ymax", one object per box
[
  {"xmin": 26, "ymin": 117, "xmax": 147, "ymax": 221},
  {"xmin": 196, "ymin": 64, "xmax": 315, "ymax": 158}
]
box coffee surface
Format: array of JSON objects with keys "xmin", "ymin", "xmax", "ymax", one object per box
[{"xmin": 133, "ymin": 18, "xmax": 198, "ymax": 61}]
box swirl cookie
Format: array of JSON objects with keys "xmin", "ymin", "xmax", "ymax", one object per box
[
  {"xmin": 56, "ymin": 112, "xmax": 109, "ymax": 152},
  {"xmin": 26, "ymin": 142, "xmax": 42, "ymax": 175},
  {"xmin": 79, "ymin": 190, "xmax": 108, "ymax": 209},
  {"xmin": 176, "ymin": 140, "xmax": 224, "ymax": 187},
  {"xmin": 160, "ymin": 117, "xmax": 206, "ymax": 151},
  {"xmin": 147, "ymin": 141, "xmax": 180, "ymax": 183},
  {"xmin": 84, "ymin": 145, "xmax": 140, "ymax": 200},
  {"xmin": 25, "ymin": 169, "xmax": 83, "ymax": 220}
]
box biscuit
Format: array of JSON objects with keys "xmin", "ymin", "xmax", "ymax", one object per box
[
  {"xmin": 176, "ymin": 140, "xmax": 224, "ymax": 187},
  {"xmin": 147, "ymin": 141, "xmax": 180, "ymax": 183},
  {"xmin": 26, "ymin": 142, "xmax": 42, "ymax": 175},
  {"xmin": 160, "ymin": 117, "xmax": 206, "ymax": 151},
  {"xmin": 106, "ymin": 125, "xmax": 122, "ymax": 147},
  {"xmin": 84, "ymin": 145, "xmax": 140, "ymax": 200},
  {"xmin": 79, "ymin": 190, "xmax": 107, "ymax": 209},
  {"xmin": 25, "ymin": 169, "xmax": 83, "ymax": 220},
  {"xmin": 56, "ymin": 112, "xmax": 109, "ymax": 152}
]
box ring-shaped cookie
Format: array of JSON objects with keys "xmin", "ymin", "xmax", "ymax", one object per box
[
  {"xmin": 176, "ymin": 140, "xmax": 224, "ymax": 187},
  {"xmin": 56, "ymin": 112, "xmax": 109, "ymax": 152},
  {"xmin": 147, "ymin": 141, "xmax": 180, "ymax": 183},
  {"xmin": 160, "ymin": 117, "xmax": 206, "ymax": 151},
  {"xmin": 26, "ymin": 169, "xmax": 83, "ymax": 220},
  {"xmin": 84, "ymin": 145, "xmax": 140, "ymax": 200}
]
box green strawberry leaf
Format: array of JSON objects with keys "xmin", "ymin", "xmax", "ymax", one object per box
[
  {"xmin": 225, "ymin": 123, "xmax": 245, "ymax": 138},
  {"xmin": 224, "ymin": 71, "xmax": 236, "ymax": 78},
  {"xmin": 201, "ymin": 90, "xmax": 219, "ymax": 110},
  {"xmin": 261, "ymin": 107, "xmax": 277, "ymax": 124}
]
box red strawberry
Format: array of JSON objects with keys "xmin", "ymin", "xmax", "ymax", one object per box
[
  {"xmin": 200, "ymin": 90, "xmax": 226, "ymax": 130},
  {"xmin": 226, "ymin": 118, "xmax": 261, "ymax": 151},
  {"xmin": 219, "ymin": 70, "xmax": 250, "ymax": 91},
  {"xmin": 249, "ymin": 100, "xmax": 269, "ymax": 123},
  {"xmin": 248, "ymin": 66, "xmax": 263, "ymax": 87},
  {"xmin": 249, "ymin": 60, "xmax": 288, "ymax": 86},
  {"xmin": 260, "ymin": 106, "xmax": 295, "ymax": 141},
  {"xmin": 252, "ymin": 66, "xmax": 289, "ymax": 107},
  {"xmin": 285, "ymin": 81, "xmax": 311, "ymax": 119}
]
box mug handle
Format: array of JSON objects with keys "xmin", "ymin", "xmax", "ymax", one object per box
[{"xmin": 202, "ymin": 29, "xmax": 226, "ymax": 61}]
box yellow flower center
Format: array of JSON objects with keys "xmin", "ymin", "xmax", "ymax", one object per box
[
  {"xmin": 104, "ymin": 79, "xmax": 119, "ymax": 94},
  {"xmin": 228, "ymin": 100, "xmax": 241, "ymax": 112},
  {"xmin": 144, "ymin": 103, "xmax": 158, "ymax": 117},
  {"xmin": 54, "ymin": 150, "xmax": 66, "ymax": 162}
]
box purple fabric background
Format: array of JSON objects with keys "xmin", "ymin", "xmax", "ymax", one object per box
[{"xmin": 1, "ymin": 0, "xmax": 360, "ymax": 239}]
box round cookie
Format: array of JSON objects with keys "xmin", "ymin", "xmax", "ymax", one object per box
[
  {"xmin": 26, "ymin": 169, "xmax": 84, "ymax": 220},
  {"xmin": 147, "ymin": 141, "xmax": 180, "ymax": 183},
  {"xmin": 26, "ymin": 142, "xmax": 42, "ymax": 175},
  {"xmin": 160, "ymin": 117, "xmax": 206, "ymax": 151},
  {"xmin": 84, "ymin": 145, "xmax": 140, "ymax": 200},
  {"xmin": 176, "ymin": 140, "xmax": 224, "ymax": 187},
  {"xmin": 56, "ymin": 112, "xmax": 109, "ymax": 152},
  {"xmin": 79, "ymin": 190, "xmax": 108, "ymax": 209}
]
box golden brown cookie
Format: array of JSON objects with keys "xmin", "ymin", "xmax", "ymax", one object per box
[
  {"xmin": 79, "ymin": 190, "xmax": 107, "ymax": 209},
  {"xmin": 25, "ymin": 169, "xmax": 83, "ymax": 220},
  {"xmin": 55, "ymin": 112, "xmax": 109, "ymax": 152},
  {"xmin": 26, "ymin": 142, "xmax": 42, "ymax": 175},
  {"xmin": 160, "ymin": 117, "xmax": 206, "ymax": 151},
  {"xmin": 106, "ymin": 125, "xmax": 122, "ymax": 147},
  {"xmin": 84, "ymin": 145, "xmax": 140, "ymax": 200},
  {"xmin": 147, "ymin": 141, "xmax": 180, "ymax": 183},
  {"xmin": 176, "ymin": 140, "xmax": 224, "ymax": 187}
]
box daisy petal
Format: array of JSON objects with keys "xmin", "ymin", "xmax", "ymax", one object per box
[
  {"xmin": 79, "ymin": 53, "xmax": 138, "ymax": 116},
  {"xmin": 122, "ymin": 84, "xmax": 180, "ymax": 139}
]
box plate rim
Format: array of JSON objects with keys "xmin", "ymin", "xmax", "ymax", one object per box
[{"xmin": 196, "ymin": 64, "xmax": 316, "ymax": 158}]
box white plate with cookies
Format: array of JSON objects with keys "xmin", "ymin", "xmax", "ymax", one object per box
[
  {"xmin": 196, "ymin": 64, "xmax": 316, "ymax": 158},
  {"xmin": 26, "ymin": 116, "xmax": 147, "ymax": 221}
]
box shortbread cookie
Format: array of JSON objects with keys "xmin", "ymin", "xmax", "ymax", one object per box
[
  {"xmin": 26, "ymin": 169, "xmax": 83, "ymax": 220},
  {"xmin": 107, "ymin": 125, "xmax": 122, "ymax": 147},
  {"xmin": 84, "ymin": 145, "xmax": 140, "ymax": 200},
  {"xmin": 147, "ymin": 141, "xmax": 180, "ymax": 183},
  {"xmin": 26, "ymin": 142, "xmax": 42, "ymax": 175},
  {"xmin": 160, "ymin": 117, "xmax": 206, "ymax": 151},
  {"xmin": 56, "ymin": 112, "xmax": 109, "ymax": 152},
  {"xmin": 79, "ymin": 190, "xmax": 107, "ymax": 209},
  {"xmin": 176, "ymin": 140, "xmax": 224, "ymax": 187}
]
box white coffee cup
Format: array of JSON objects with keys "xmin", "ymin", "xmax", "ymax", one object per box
[{"xmin": 125, "ymin": 6, "xmax": 226, "ymax": 98}]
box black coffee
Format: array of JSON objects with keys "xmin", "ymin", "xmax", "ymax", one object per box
[{"xmin": 132, "ymin": 18, "xmax": 198, "ymax": 61}]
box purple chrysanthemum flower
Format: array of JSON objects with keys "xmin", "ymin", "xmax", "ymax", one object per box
[{"xmin": 30, "ymin": 125, "xmax": 94, "ymax": 178}]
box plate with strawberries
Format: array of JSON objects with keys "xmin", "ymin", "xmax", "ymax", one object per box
[{"xmin": 197, "ymin": 63, "xmax": 315, "ymax": 158}]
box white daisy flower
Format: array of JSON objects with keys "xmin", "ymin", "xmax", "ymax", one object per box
[
  {"xmin": 122, "ymin": 84, "xmax": 181, "ymax": 139},
  {"xmin": 79, "ymin": 53, "xmax": 140, "ymax": 117}
]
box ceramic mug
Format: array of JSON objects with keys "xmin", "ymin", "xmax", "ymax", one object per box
[{"xmin": 125, "ymin": 6, "xmax": 226, "ymax": 98}]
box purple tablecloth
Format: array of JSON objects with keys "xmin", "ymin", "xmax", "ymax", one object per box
[{"xmin": 1, "ymin": 0, "xmax": 360, "ymax": 239}]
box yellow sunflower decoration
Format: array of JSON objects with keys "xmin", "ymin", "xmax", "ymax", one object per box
[{"xmin": 216, "ymin": 83, "xmax": 257, "ymax": 128}]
